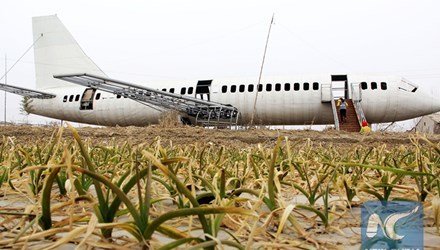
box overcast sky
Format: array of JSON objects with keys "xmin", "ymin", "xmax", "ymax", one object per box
[{"xmin": 1, "ymin": 0, "xmax": 440, "ymax": 126}]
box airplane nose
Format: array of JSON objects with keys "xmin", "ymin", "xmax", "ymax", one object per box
[
  {"xmin": 409, "ymin": 90, "xmax": 440, "ymax": 118},
  {"xmin": 433, "ymin": 95, "xmax": 440, "ymax": 113}
]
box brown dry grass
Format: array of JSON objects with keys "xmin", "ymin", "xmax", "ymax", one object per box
[
  {"xmin": 2, "ymin": 124, "xmax": 439, "ymax": 149},
  {"xmin": 1, "ymin": 124, "xmax": 440, "ymax": 249}
]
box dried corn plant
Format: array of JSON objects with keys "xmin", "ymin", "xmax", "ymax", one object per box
[{"xmin": 0, "ymin": 127, "xmax": 438, "ymax": 249}]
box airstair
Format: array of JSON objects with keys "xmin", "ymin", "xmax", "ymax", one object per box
[
  {"xmin": 333, "ymin": 83, "xmax": 366, "ymax": 132},
  {"xmin": 350, "ymin": 83, "xmax": 367, "ymax": 132},
  {"xmin": 55, "ymin": 73, "xmax": 240, "ymax": 128},
  {"xmin": 335, "ymin": 99, "xmax": 361, "ymax": 132},
  {"xmin": 321, "ymin": 82, "xmax": 343, "ymax": 130},
  {"xmin": 323, "ymin": 78, "xmax": 366, "ymax": 132}
]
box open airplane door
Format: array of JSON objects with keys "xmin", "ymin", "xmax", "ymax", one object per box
[
  {"xmin": 80, "ymin": 88, "xmax": 97, "ymax": 110},
  {"xmin": 195, "ymin": 80, "xmax": 212, "ymax": 101}
]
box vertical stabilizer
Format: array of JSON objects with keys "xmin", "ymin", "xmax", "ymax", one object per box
[{"xmin": 32, "ymin": 15, "xmax": 107, "ymax": 90}]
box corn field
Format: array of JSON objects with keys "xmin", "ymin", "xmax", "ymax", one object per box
[{"xmin": 0, "ymin": 125, "xmax": 439, "ymax": 249}]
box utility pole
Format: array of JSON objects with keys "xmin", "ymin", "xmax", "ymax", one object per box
[
  {"xmin": 249, "ymin": 14, "xmax": 274, "ymax": 127},
  {"xmin": 3, "ymin": 54, "xmax": 6, "ymax": 125}
]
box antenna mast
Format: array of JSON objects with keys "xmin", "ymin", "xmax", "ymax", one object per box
[{"xmin": 249, "ymin": 14, "xmax": 274, "ymax": 126}]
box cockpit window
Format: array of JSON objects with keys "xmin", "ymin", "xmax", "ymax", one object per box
[
  {"xmin": 381, "ymin": 82, "xmax": 387, "ymax": 90},
  {"xmin": 399, "ymin": 78, "xmax": 418, "ymax": 93},
  {"xmin": 371, "ymin": 82, "xmax": 377, "ymax": 90}
]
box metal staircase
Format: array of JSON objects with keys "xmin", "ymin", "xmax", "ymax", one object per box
[
  {"xmin": 336, "ymin": 99, "xmax": 361, "ymax": 132},
  {"xmin": 55, "ymin": 73, "xmax": 240, "ymax": 128},
  {"xmin": 331, "ymin": 80, "xmax": 349, "ymax": 131},
  {"xmin": 322, "ymin": 82, "xmax": 345, "ymax": 130},
  {"xmin": 323, "ymin": 81, "xmax": 367, "ymax": 132},
  {"xmin": 330, "ymin": 95, "xmax": 340, "ymax": 131},
  {"xmin": 334, "ymin": 83, "xmax": 366, "ymax": 132},
  {"xmin": 351, "ymin": 83, "xmax": 367, "ymax": 126}
]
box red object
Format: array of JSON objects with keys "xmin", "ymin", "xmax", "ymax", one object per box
[{"xmin": 362, "ymin": 121, "xmax": 368, "ymax": 127}]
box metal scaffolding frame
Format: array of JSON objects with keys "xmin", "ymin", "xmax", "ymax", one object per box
[
  {"xmin": 55, "ymin": 73, "xmax": 240, "ymax": 127},
  {"xmin": 0, "ymin": 83, "xmax": 55, "ymax": 99}
]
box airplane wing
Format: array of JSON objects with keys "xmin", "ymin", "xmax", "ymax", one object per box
[
  {"xmin": 0, "ymin": 83, "xmax": 56, "ymax": 99},
  {"xmin": 54, "ymin": 73, "xmax": 239, "ymax": 120}
]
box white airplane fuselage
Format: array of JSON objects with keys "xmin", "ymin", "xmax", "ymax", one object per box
[
  {"xmin": 4, "ymin": 15, "xmax": 440, "ymax": 127},
  {"xmin": 27, "ymin": 74, "xmax": 440, "ymax": 127}
]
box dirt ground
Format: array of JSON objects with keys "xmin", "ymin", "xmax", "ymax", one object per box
[
  {"xmin": 1, "ymin": 124, "xmax": 440, "ymax": 249},
  {"xmin": 1, "ymin": 124, "xmax": 440, "ymax": 148}
]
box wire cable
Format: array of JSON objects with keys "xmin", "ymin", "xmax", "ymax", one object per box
[{"xmin": 0, "ymin": 34, "xmax": 43, "ymax": 82}]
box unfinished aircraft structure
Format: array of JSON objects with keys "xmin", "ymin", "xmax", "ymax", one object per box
[{"xmin": 1, "ymin": 15, "xmax": 439, "ymax": 131}]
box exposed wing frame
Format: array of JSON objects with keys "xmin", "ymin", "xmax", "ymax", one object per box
[
  {"xmin": 0, "ymin": 83, "xmax": 56, "ymax": 99},
  {"xmin": 54, "ymin": 73, "xmax": 240, "ymax": 125}
]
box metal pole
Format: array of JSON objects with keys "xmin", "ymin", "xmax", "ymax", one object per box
[
  {"xmin": 250, "ymin": 14, "xmax": 274, "ymax": 126},
  {"xmin": 3, "ymin": 54, "xmax": 6, "ymax": 125}
]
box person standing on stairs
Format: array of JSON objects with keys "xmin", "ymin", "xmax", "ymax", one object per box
[{"xmin": 337, "ymin": 98, "xmax": 348, "ymax": 124}]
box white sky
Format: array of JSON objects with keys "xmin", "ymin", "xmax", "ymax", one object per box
[{"xmin": 1, "ymin": 0, "xmax": 440, "ymax": 127}]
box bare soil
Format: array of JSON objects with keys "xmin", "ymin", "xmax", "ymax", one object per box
[
  {"xmin": 1, "ymin": 124, "xmax": 440, "ymax": 249},
  {"xmin": 2, "ymin": 124, "xmax": 439, "ymax": 148}
]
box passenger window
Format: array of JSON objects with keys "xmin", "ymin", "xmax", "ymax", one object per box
[
  {"xmin": 361, "ymin": 82, "xmax": 368, "ymax": 90},
  {"xmin": 284, "ymin": 83, "xmax": 290, "ymax": 91},
  {"xmin": 381, "ymin": 82, "xmax": 387, "ymax": 90},
  {"xmin": 294, "ymin": 83, "xmax": 300, "ymax": 91},
  {"xmin": 188, "ymin": 87, "xmax": 194, "ymax": 95},
  {"xmin": 239, "ymin": 84, "xmax": 245, "ymax": 92},
  {"xmin": 313, "ymin": 82, "xmax": 319, "ymax": 90},
  {"xmin": 248, "ymin": 84, "xmax": 254, "ymax": 92},
  {"xmin": 169, "ymin": 88, "xmax": 175, "ymax": 93},
  {"xmin": 75, "ymin": 94, "xmax": 80, "ymax": 101},
  {"xmin": 221, "ymin": 85, "xmax": 227, "ymax": 93},
  {"xmin": 63, "ymin": 95, "xmax": 68, "ymax": 102},
  {"xmin": 181, "ymin": 87, "xmax": 186, "ymax": 95},
  {"xmin": 95, "ymin": 93, "xmax": 101, "ymax": 100},
  {"xmin": 231, "ymin": 85, "xmax": 237, "ymax": 93},
  {"xmin": 371, "ymin": 82, "xmax": 377, "ymax": 90},
  {"xmin": 258, "ymin": 84, "xmax": 263, "ymax": 92},
  {"xmin": 266, "ymin": 84, "xmax": 272, "ymax": 92},
  {"xmin": 69, "ymin": 95, "xmax": 74, "ymax": 102},
  {"xmin": 275, "ymin": 83, "xmax": 281, "ymax": 91},
  {"xmin": 303, "ymin": 82, "xmax": 309, "ymax": 91},
  {"xmin": 116, "ymin": 94, "xmax": 121, "ymax": 99}
]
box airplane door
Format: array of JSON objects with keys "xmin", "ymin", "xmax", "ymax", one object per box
[
  {"xmin": 331, "ymin": 75, "xmax": 348, "ymax": 99},
  {"xmin": 195, "ymin": 80, "xmax": 212, "ymax": 101},
  {"xmin": 80, "ymin": 88, "xmax": 96, "ymax": 110}
]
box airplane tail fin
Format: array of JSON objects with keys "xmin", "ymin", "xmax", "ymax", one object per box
[{"xmin": 32, "ymin": 15, "xmax": 107, "ymax": 90}]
